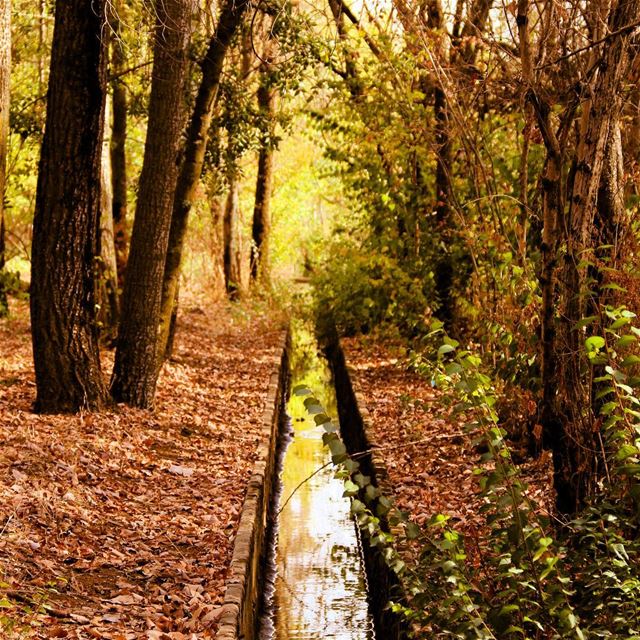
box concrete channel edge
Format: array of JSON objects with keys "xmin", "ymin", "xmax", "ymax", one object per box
[
  {"xmin": 216, "ymin": 332, "xmax": 289, "ymax": 640},
  {"xmin": 324, "ymin": 332, "xmax": 408, "ymax": 640}
]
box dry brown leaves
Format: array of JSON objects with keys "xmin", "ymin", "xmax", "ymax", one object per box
[
  {"xmin": 342, "ymin": 335, "xmax": 555, "ymax": 555},
  {"xmin": 0, "ymin": 299, "xmax": 285, "ymax": 639}
]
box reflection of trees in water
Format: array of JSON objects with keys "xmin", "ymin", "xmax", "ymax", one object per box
[{"xmin": 270, "ymin": 320, "xmax": 374, "ymax": 639}]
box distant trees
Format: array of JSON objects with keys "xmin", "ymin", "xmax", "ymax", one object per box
[
  {"xmin": 0, "ymin": 0, "xmax": 9, "ymax": 317},
  {"xmin": 30, "ymin": 0, "xmax": 109, "ymax": 412}
]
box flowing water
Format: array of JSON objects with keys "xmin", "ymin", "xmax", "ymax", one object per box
[{"xmin": 259, "ymin": 322, "xmax": 376, "ymax": 640}]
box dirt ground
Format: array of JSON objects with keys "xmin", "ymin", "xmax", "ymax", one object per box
[
  {"xmin": 340, "ymin": 335, "xmax": 555, "ymax": 546},
  {"xmin": 0, "ymin": 298, "xmax": 285, "ymax": 639}
]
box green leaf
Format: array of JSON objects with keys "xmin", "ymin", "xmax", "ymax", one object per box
[
  {"xmin": 576, "ymin": 316, "xmax": 597, "ymax": 329},
  {"xmin": 343, "ymin": 480, "xmax": 359, "ymax": 496},
  {"xmin": 616, "ymin": 444, "xmax": 638, "ymax": 461},
  {"xmin": 585, "ymin": 336, "xmax": 605, "ymax": 352},
  {"xmin": 438, "ymin": 344, "xmax": 456, "ymax": 356},
  {"xmin": 292, "ymin": 384, "xmax": 311, "ymax": 396},
  {"xmin": 445, "ymin": 362, "xmax": 463, "ymax": 376},
  {"xmin": 314, "ymin": 413, "xmax": 331, "ymax": 425},
  {"xmin": 611, "ymin": 317, "xmax": 631, "ymax": 330},
  {"xmin": 616, "ymin": 334, "xmax": 637, "ymax": 348}
]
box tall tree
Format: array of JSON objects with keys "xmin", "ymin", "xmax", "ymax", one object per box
[
  {"xmin": 223, "ymin": 175, "xmax": 243, "ymax": 298},
  {"xmin": 30, "ymin": 0, "xmax": 109, "ymax": 413},
  {"xmin": 108, "ymin": 0, "xmax": 129, "ymax": 290},
  {"xmin": 97, "ymin": 99, "xmax": 120, "ymax": 341},
  {"xmin": 250, "ymin": 63, "xmax": 276, "ymax": 284},
  {"xmin": 518, "ymin": 0, "xmax": 640, "ymax": 512},
  {"xmin": 157, "ymin": 0, "xmax": 250, "ymax": 359},
  {"xmin": 0, "ymin": 0, "xmax": 9, "ymax": 317},
  {"xmin": 110, "ymin": 0, "xmax": 193, "ymax": 408}
]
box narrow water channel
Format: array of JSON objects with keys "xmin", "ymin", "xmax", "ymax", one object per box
[{"xmin": 259, "ymin": 321, "xmax": 376, "ymax": 640}]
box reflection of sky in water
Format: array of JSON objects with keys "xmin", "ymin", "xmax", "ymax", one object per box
[{"xmin": 274, "ymin": 418, "xmax": 375, "ymax": 640}]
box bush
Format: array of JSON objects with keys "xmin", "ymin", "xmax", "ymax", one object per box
[{"xmin": 313, "ymin": 242, "xmax": 431, "ymax": 337}]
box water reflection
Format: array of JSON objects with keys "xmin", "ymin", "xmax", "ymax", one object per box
[{"xmin": 260, "ymin": 323, "xmax": 375, "ymax": 640}]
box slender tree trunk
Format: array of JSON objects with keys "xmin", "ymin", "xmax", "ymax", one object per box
[
  {"xmin": 164, "ymin": 283, "xmax": 179, "ymax": 360},
  {"xmin": 224, "ymin": 177, "xmax": 242, "ymax": 299},
  {"xmin": 97, "ymin": 99, "xmax": 119, "ymax": 342},
  {"xmin": 433, "ymin": 84, "xmax": 454, "ymax": 330},
  {"xmin": 111, "ymin": 0, "xmax": 193, "ymax": 408},
  {"xmin": 250, "ymin": 74, "xmax": 275, "ymax": 284},
  {"xmin": 156, "ymin": 0, "xmax": 249, "ymax": 360},
  {"xmin": 109, "ymin": 0, "xmax": 129, "ymax": 290},
  {"xmin": 30, "ymin": 0, "xmax": 109, "ymax": 413},
  {"xmin": 38, "ymin": 0, "xmax": 46, "ymax": 91},
  {"xmin": 0, "ymin": 0, "xmax": 9, "ymax": 317}
]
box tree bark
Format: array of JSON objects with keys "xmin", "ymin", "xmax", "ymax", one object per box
[
  {"xmin": 97, "ymin": 98, "xmax": 119, "ymax": 342},
  {"xmin": 556, "ymin": 0, "xmax": 638, "ymax": 512},
  {"xmin": 527, "ymin": 0, "xmax": 640, "ymax": 513},
  {"xmin": 0, "ymin": 0, "xmax": 9, "ymax": 317},
  {"xmin": 223, "ymin": 177, "xmax": 242, "ymax": 299},
  {"xmin": 109, "ymin": 0, "xmax": 129, "ymax": 290},
  {"xmin": 250, "ymin": 74, "xmax": 276, "ymax": 285},
  {"xmin": 157, "ymin": 0, "xmax": 249, "ymax": 360},
  {"xmin": 30, "ymin": 0, "xmax": 109, "ymax": 413},
  {"xmin": 111, "ymin": 0, "xmax": 193, "ymax": 408},
  {"xmin": 433, "ymin": 83, "xmax": 454, "ymax": 330}
]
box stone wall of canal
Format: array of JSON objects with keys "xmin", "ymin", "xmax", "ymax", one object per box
[
  {"xmin": 217, "ymin": 334, "xmax": 289, "ymax": 640},
  {"xmin": 323, "ymin": 330, "xmax": 407, "ymax": 640},
  {"xmin": 219, "ymin": 325, "xmax": 406, "ymax": 639}
]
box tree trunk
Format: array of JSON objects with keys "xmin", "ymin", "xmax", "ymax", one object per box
[
  {"xmin": 223, "ymin": 177, "xmax": 242, "ymax": 299},
  {"xmin": 30, "ymin": 0, "xmax": 109, "ymax": 413},
  {"xmin": 38, "ymin": 0, "xmax": 46, "ymax": 91},
  {"xmin": 433, "ymin": 84, "xmax": 454, "ymax": 330},
  {"xmin": 250, "ymin": 75, "xmax": 275, "ymax": 285},
  {"xmin": 0, "ymin": 0, "xmax": 9, "ymax": 317},
  {"xmin": 157, "ymin": 0, "xmax": 249, "ymax": 360},
  {"xmin": 110, "ymin": 0, "xmax": 193, "ymax": 408},
  {"xmin": 97, "ymin": 99, "xmax": 119, "ymax": 342},
  {"xmin": 109, "ymin": 0, "xmax": 129, "ymax": 290},
  {"xmin": 548, "ymin": 0, "xmax": 639, "ymax": 513}
]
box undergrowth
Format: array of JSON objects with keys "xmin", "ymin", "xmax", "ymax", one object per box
[{"xmin": 298, "ymin": 303, "xmax": 640, "ymax": 639}]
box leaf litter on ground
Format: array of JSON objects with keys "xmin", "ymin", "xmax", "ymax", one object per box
[{"xmin": 0, "ymin": 298, "xmax": 285, "ymax": 639}]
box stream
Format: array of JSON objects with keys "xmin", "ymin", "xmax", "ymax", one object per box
[{"xmin": 258, "ymin": 321, "xmax": 376, "ymax": 640}]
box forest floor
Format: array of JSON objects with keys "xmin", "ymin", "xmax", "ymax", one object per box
[
  {"xmin": 0, "ymin": 297, "xmax": 285, "ymax": 640},
  {"xmin": 341, "ymin": 335, "xmax": 555, "ymax": 552},
  {"xmin": 0, "ymin": 295, "xmax": 557, "ymax": 640}
]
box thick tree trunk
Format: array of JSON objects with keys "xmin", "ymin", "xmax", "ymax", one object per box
[
  {"xmin": 250, "ymin": 77, "xmax": 276, "ymax": 285},
  {"xmin": 30, "ymin": 0, "xmax": 109, "ymax": 413},
  {"xmin": 223, "ymin": 178, "xmax": 242, "ymax": 299},
  {"xmin": 111, "ymin": 0, "xmax": 193, "ymax": 408},
  {"xmin": 545, "ymin": 0, "xmax": 639, "ymax": 513},
  {"xmin": 0, "ymin": 0, "xmax": 9, "ymax": 317},
  {"xmin": 157, "ymin": 0, "xmax": 249, "ymax": 360},
  {"xmin": 109, "ymin": 0, "xmax": 129, "ymax": 290}
]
